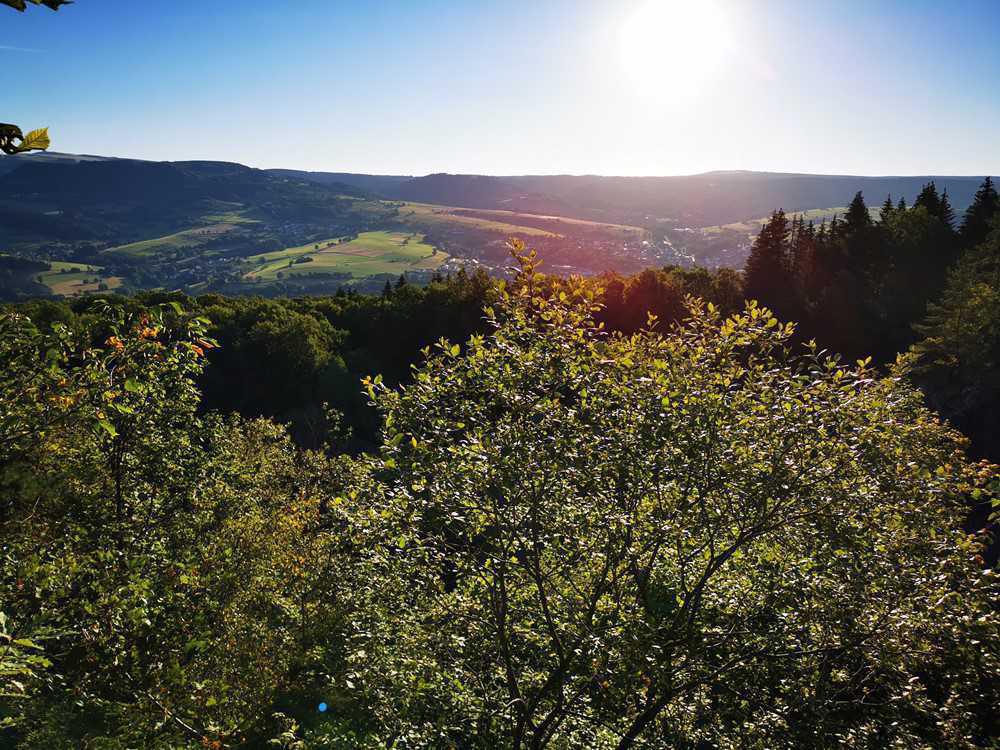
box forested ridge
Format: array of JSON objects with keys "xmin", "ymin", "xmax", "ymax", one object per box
[{"xmin": 1, "ymin": 173, "xmax": 999, "ymax": 745}]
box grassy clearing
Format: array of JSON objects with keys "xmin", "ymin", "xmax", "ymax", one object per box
[
  {"xmin": 39, "ymin": 261, "xmax": 122, "ymax": 296},
  {"xmin": 398, "ymin": 203, "xmax": 558, "ymax": 237},
  {"xmin": 105, "ymin": 223, "xmax": 240, "ymax": 257},
  {"xmin": 200, "ymin": 211, "xmax": 259, "ymax": 225},
  {"xmin": 245, "ymin": 231, "xmax": 448, "ymax": 281}
]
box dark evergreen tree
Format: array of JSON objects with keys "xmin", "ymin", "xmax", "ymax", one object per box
[
  {"xmin": 914, "ymin": 181, "xmax": 942, "ymax": 219},
  {"xmin": 960, "ymin": 176, "xmax": 999, "ymax": 250},
  {"xmin": 744, "ymin": 210, "xmax": 793, "ymax": 318},
  {"xmin": 845, "ymin": 191, "xmax": 872, "ymax": 232},
  {"xmin": 382, "ymin": 280, "xmax": 393, "ymax": 298},
  {"xmin": 879, "ymin": 194, "xmax": 895, "ymax": 224},
  {"xmin": 897, "ymin": 196, "xmax": 907, "ymax": 212},
  {"xmin": 939, "ymin": 188, "xmax": 956, "ymax": 230},
  {"xmin": 788, "ymin": 216, "xmax": 816, "ymax": 323}
]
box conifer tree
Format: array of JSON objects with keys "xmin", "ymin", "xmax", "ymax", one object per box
[
  {"xmin": 914, "ymin": 181, "xmax": 942, "ymax": 219},
  {"xmin": 845, "ymin": 191, "xmax": 872, "ymax": 232},
  {"xmin": 744, "ymin": 210, "xmax": 793, "ymax": 316},
  {"xmin": 897, "ymin": 196, "xmax": 907, "ymax": 212},
  {"xmin": 940, "ymin": 188, "xmax": 956, "ymax": 230},
  {"xmin": 879, "ymin": 194, "xmax": 895, "ymax": 224},
  {"xmin": 960, "ymin": 176, "xmax": 999, "ymax": 249},
  {"xmin": 789, "ymin": 216, "xmax": 816, "ymax": 320}
]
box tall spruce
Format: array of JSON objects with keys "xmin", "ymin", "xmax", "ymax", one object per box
[
  {"xmin": 744, "ymin": 209, "xmax": 793, "ymax": 317},
  {"xmin": 939, "ymin": 188, "xmax": 956, "ymax": 230},
  {"xmin": 879, "ymin": 194, "xmax": 895, "ymax": 224},
  {"xmin": 845, "ymin": 191, "xmax": 873, "ymax": 232},
  {"xmin": 914, "ymin": 181, "xmax": 943, "ymax": 220},
  {"xmin": 960, "ymin": 176, "xmax": 999, "ymax": 249}
]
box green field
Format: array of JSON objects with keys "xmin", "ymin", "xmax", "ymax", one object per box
[
  {"xmin": 245, "ymin": 231, "xmax": 447, "ymax": 281},
  {"xmin": 38, "ymin": 261, "xmax": 123, "ymax": 296},
  {"xmin": 105, "ymin": 222, "xmax": 241, "ymax": 257}
]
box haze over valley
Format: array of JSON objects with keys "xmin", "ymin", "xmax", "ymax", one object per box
[{"xmin": 0, "ymin": 149, "xmax": 989, "ymax": 298}]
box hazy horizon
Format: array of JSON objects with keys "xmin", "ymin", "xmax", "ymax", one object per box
[
  {"xmin": 24, "ymin": 151, "xmax": 998, "ymax": 181},
  {"xmin": 5, "ymin": 0, "xmax": 1000, "ymax": 176}
]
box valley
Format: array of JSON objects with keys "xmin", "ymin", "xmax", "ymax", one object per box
[{"xmin": 0, "ymin": 152, "xmax": 984, "ymax": 299}]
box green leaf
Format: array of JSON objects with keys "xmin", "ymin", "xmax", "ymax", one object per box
[
  {"xmin": 96, "ymin": 419, "xmax": 118, "ymax": 438},
  {"xmin": 123, "ymin": 378, "xmax": 141, "ymax": 393}
]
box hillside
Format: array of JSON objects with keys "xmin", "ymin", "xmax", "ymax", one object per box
[
  {"xmin": 276, "ymin": 168, "xmax": 987, "ymax": 227},
  {"xmin": 1, "ymin": 152, "xmax": 992, "ymax": 298}
]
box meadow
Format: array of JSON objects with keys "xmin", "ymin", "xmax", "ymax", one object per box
[
  {"xmin": 37, "ymin": 261, "xmax": 122, "ymax": 296},
  {"xmin": 244, "ymin": 230, "xmax": 447, "ymax": 281},
  {"xmin": 105, "ymin": 223, "xmax": 242, "ymax": 257}
]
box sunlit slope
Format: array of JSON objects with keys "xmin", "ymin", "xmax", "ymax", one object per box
[{"xmin": 244, "ymin": 230, "xmax": 447, "ymax": 280}]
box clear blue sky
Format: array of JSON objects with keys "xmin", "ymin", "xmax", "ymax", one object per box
[{"xmin": 4, "ymin": 0, "xmax": 999, "ymax": 176}]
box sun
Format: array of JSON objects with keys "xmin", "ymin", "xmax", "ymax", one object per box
[{"xmin": 620, "ymin": 0, "xmax": 732, "ymax": 101}]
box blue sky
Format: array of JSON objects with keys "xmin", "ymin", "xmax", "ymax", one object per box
[{"xmin": 3, "ymin": 0, "xmax": 999, "ymax": 176}]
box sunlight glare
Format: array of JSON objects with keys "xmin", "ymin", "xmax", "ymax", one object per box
[{"xmin": 620, "ymin": 0, "xmax": 732, "ymax": 103}]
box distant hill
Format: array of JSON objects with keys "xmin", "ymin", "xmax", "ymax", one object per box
[
  {"xmin": 5, "ymin": 153, "xmax": 986, "ymax": 229},
  {"xmin": 1, "ymin": 156, "xmax": 367, "ymax": 206},
  {"xmin": 0, "ymin": 154, "xmax": 371, "ymax": 247},
  {"xmin": 268, "ymin": 169, "xmax": 411, "ymax": 196},
  {"xmin": 276, "ymin": 168, "xmax": 990, "ymax": 228}
]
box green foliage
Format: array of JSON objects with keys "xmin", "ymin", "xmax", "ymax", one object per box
[
  {"xmin": 1, "ymin": 242, "xmax": 997, "ymax": 748},
  {"xmin": 357, "ymin": 242, "xmax": 999, "ymax": 748},
  {"xmin": 0, "ymin": 304, "xmax": 392, "ymax": 746},
  {"xmin": 914, "ymin": 218, "xmax": 1000, "ymax": 460}
]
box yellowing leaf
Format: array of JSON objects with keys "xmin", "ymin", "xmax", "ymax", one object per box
[{"xmin": 15, "ymin": 127, "xmax": 50, "ymax": 153}]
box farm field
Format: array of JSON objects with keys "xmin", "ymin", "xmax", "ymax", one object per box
[
  {"xmin": 105, "ymin": 222, "xmax": 242, "ymax": 257},
  {"xmin": 244, "ymin": 230, "xmax": 447, "ymax": 281},
  {"xmin": 39, "ymin": 261, "xmax": 123, "ymax": 296},
  {"xmin": 397, "ymin": 202, "xmax": 559, "ymax": 237},
  {"xmin": 450, "ymin": 207, "xmax": 648, "ymax": 238}
]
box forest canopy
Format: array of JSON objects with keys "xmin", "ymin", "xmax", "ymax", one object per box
[{"xmin": 1, "ymin": 243, "xmax": 997, "ymax": 748}]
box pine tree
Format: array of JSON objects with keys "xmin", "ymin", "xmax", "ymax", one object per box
[
  {"xmin": 744, "ymin": 210, "xmax": 793, "ymax": 317},
  {"xmin": 939, "ymin": 189, "xmax": 955, "ymax": 230},
  {"xmin": 844, "ymin": 191, "xmax": 872, "ymax": 232},
  {"xmin": 897, "ymin": 196, "xmax": 907, "ymax": 212},
  {"xmin": 914, "ymin": 182, "xmax": 942, "ymax": 219},
  {"xmin": 879, "ymin": 194, "xmax": 895, "ymax": 224},
  {"xmin": 960, "ymin": 176, "xmax": 999, "ymax": 249},
  {"xmin": 382, "ymin": 280, "xmax": 393, "ymax": 298},
  {"xmin": 790, "ymin": 216, "xmax": 816, "ymax": 311}
]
